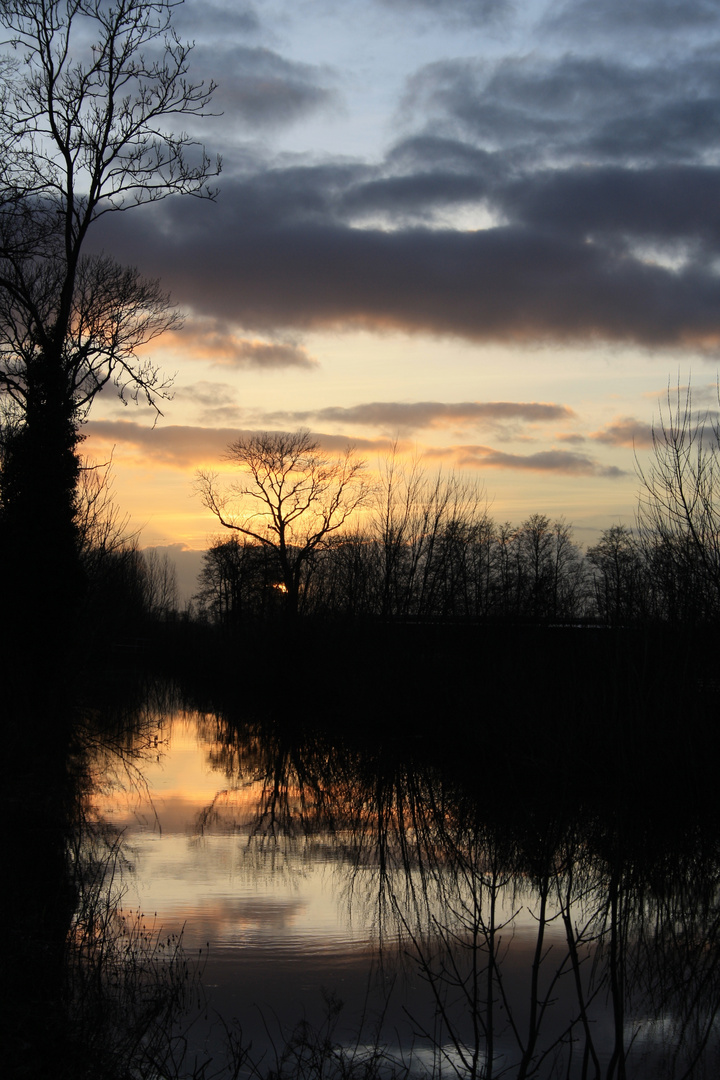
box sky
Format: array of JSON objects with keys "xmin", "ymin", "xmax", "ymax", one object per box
[{"xmin": 82, "ymin": 0, "xmax": 720, "ymax": 598}]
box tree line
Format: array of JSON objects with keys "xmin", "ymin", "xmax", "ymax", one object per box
[
  {"xmin": 191, "ymin": 503, "xmax": 655, "ymax": 626},
  {"xmin": 192, "ymin": 387, "xmax": 720, "ymax": 627}
]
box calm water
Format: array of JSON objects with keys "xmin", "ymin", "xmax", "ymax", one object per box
[
  {"xmin": 90, "ymin": 695, "xmax": 720, "ymax": 1079},
  {"xmin": 95, "ymin": 709, "xmax": 421, "ymax": 1067}
]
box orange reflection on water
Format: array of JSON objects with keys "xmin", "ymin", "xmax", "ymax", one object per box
[{"xmin": 91, "ymin": 711, "xmax": 372, "ymax": 957}]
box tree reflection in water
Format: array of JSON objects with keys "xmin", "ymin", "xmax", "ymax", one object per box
[
  {"xmin": 39, "ymin": 683, "xmax": 219, "ymax": 1080},
  {"xmin": 194, "ymin": 706, "xmax": 720, "ymax": 1080}
]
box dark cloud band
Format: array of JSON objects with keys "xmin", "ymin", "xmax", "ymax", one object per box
[
  {"xmin": 263, "ymin": 400, "xmax": 574, "ymax": 431},
  {"xmin": 98, "ymin": 204, "xmax": 720, "ymax": 349}
]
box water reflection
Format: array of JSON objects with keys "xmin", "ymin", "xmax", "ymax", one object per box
[{"xmin": 92, "ymin": 692, "xmax": 720, "ymax": 1079}]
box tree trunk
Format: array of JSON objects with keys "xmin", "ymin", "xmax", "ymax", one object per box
[
  {"xmin": 1, "ymin": 352, "xmax": 84, "ymax": 686},
  {"xmin": 1, "ymin": 356, "xmax": 82, "ymax": 1076}
]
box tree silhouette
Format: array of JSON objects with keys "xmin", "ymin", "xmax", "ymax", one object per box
[
  {"xmin": 0, "ymin": 0, "xmax": 219, "ymax": 649},
  {"xmin": 637, "ymin": 381, "xmax": 720, "ymax": 623},
  {"xmin": 587, "ymin": 525, "xmax": 645, "ymax": 625},
  {"xmin": 197, "ymin": 430, "xmax": 370, "ymax": 616},
  {"xmin": 194, "ymin": 536, "xmax": 284, "ymax": 624}
]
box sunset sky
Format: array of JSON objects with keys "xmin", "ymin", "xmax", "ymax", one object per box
[{"xmin": 83, "ymin": 0, "xmax": 720, "ymax": 597}]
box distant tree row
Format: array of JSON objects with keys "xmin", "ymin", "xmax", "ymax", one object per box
[
  {"xmin": 194, "ymin": 509, "xmax": 586, "ymax": 623},
  {"xmin": 194, "ymin": 388, "xmax": 720, "ymax": 628},
  {"xmin": 194, "ymin": 512, "xmax": 720, "ymax": 628}
]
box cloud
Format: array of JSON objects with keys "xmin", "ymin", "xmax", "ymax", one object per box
[
  {"xmin": 593, "ymin": 407, "xmax": 720, "ymax": 449},
  {"xmin": 97, "ymin": 196, "xmax": 720, "ymax": 349},
  {"xmin": 387, "ymin": 135, "xmax": 503, "ymax": 175},
  {"xmin": 496, "ymin": 164, "xmax": 720, "ymax": 249},
  {"xmin": 262, "ymin": 400, "xmax": 574, "ymax": 432},
  {"xmin": 312, "ymin": 433, "xmax": 400, "ymax": 455},
  {"xmin": 140, "ymin": 542, "xmax": 207, "ymax": 603},
  {"xmin": 85, "ymin": 420, "xmax": 245, "ymax": 467},
  {"xmin": 85, "ymin": 25, "xmax": 720, "ymax": 358},
  {"xmin": 85, "ymin": 421, "xmax": 395, "ymax": 468},
  {"xmin": 402, "ymin": 51, "xmax": 720, "ymax": 165},
  {"xmin": 171, "ymin": 380, "xmax": 245, "ymax": 425},
  {"xmin": 644, "ymin": 380, "xmax": 720, "ymax": 407},
  {"xmin": 340, "ymin": 171, "xmax": 491, "ymax": 221},
  {"xmin": 555, "ymin": 432, "xmax": 587, "ymax": 444},
  {"xmin": 544, "ymin": 0, "xmax": 720, "ymax": 39},
  {"xmin": 377, "ymin": 0, "xmax": 511, "ymax": 27},
  {"xmin": 174, "ymin": 1, "xmax": 261, "ymax": 38},
  {"xmin": 168, "ymin": 320, "xmax": 318, "ymax": 369},
  {"xmin": 85, "ymin": 416, "xmax": 630, "ymax": 482},
  {"xmin": 590, "ymin": 417, "xmax": 655, "ymax": 448},
  {"xmin": 173, "ymin": 381, "xmax": 239, "ymax": 408},
  {"xmin": 230, "ymin": 162, "xmax": 372, "ymax": 225},
  {"xmin": 427, "ymin": 443, "xmax": 627, "ymax": 476},
  {"xmin": 193, "ymin": 44, "xmax": 337, "ymax": 129}
]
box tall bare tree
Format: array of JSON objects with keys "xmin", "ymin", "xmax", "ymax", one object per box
[
  {"xmin": 371, "ymin": 449, "xmax": 488, "ymax": 618},
  {"xmin": 636, "ymin": 381, "xmax": 720, "ymax": 622},
  {"xmin": 0, "ymin": 0, "xmax": 219, "ymax": 640},
  {"xmin": 197, "ymin": 430, "xmax": 370, "ymax": 616}
]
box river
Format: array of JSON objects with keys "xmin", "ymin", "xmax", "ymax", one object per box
[{"xmin": 84, "ymin": 683, "xmax": 720, "ymax": 1079}]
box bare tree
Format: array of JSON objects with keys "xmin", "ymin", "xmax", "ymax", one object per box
[
  {"xmin": 636, "ymin": 381, "xmax": 720, "ymax": 622},
  {"xmin": 76, "ymin": 455, "xmax": 135, "ymax": 565},
  {"xmin": 0, "ymin": 0, "xmax": 219, "ymax": 633},
  {"xmin": 196, "ymin": 431, "xmax": 370, "ymax": 615},
  {"xmin": 194, "ymin": 535, "xmax": 282, "ymax": 624},
  {"xmin": 490, "ymin": 514, "xmax": 586, "ymax": 620},
  {"xmin": 142, "ymin": 548, "xmax": 178, "ymax": 621},
  {"xmin": 371, "ymin": 448, "xmax": 488, "ymax": 618},
  {"xmin": 587, "ymin": 525, "xmax": 645, "ymax": 625},
  {"xmin": 0, "ymin": 0, "xmax": 219, "ymax": 409}
]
